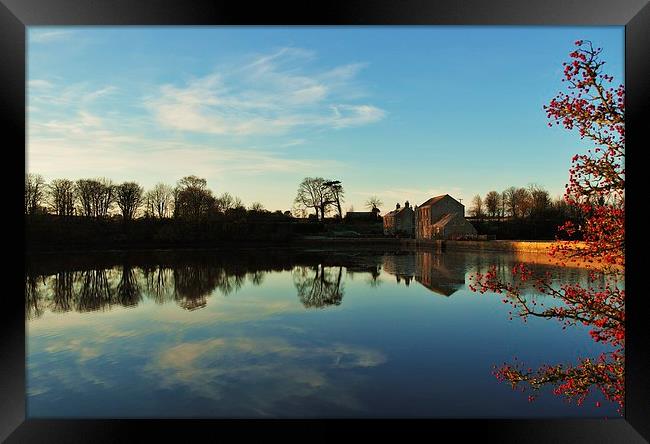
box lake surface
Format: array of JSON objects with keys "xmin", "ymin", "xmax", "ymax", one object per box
[{"xmin": 25, "ymin": 247, "xmax": 619, "ymax": 418}]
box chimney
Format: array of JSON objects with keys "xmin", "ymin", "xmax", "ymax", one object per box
[
  {"xmin": 396, "ymin": 203, "xmax": 401, "ymax": 210},
  {"xmin": 405, "ymin": 201, "xmax": 410, "ymax": 208}
]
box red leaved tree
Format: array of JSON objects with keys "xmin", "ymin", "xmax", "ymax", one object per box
[{"xmin": 469, "ymin": 40, "xmax": 625, "ymax": 413}]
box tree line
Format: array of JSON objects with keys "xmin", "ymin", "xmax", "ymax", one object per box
[
  {"xmin": 468, "ymin": 184, "xmax": 581, "ymax": 221},
  {"xmin": 25, "ymin": 173, "xmax": 275, "ymax": 222}
]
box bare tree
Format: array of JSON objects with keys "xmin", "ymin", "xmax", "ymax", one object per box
[
  {"xmin": 25, "ymin": 173, "xmax": 46, "ymax": 215},
  {"xmin": 500, "ymin": 190, "xmax": 508, "ymax": 218},
  {"xmin": 248, "ymin": 202, "xmax": 265, "ymax": 212},
  {"xmin": 174, "ymin": 175, "xmax": 215, "ymax": 221},
  {"xmin": 514, "ymin": 187, "xmax": 532, "ymax": 218},
  {"xmin": 95, "ymin": 178, "xmax": 115, "ymax": 218},
  {"xmin": 504, "ymin": 186, "xmax": 532, "ymax": 219},
  {"xmin": 503, "ymin": 187, "xmax": 518, "ymax": 218},
  {"xmin": 76, "ymin": 179, "xmax": 96, "ymax": 217},
  {"xmin": 215, "ymin": 192, "xmax": 240, "ymax": 213},
  {"xmin": 470, "ymin": 194, "xmax": 484, "ymax": 218},
  {"xmin": 528, "ymin": 184, "xmax": 551, "ymax": 216},
  {"xmin": 146, "ymin": 183, "xmax": 174, "ymax": 218},
  {"xmin": 484, "ymin": 191, "xmax": 501, "ymax": 218},
  {"xmin": 49, "ymin": 178, "xmax": 76, "ymax": 216},
  {"xmin": 116, "ymin": 182, "xmax": 144, "ymax": 221},
  {"xmin": 74, "ymin": 178, "xmax": 115, "ymax": 218},
  {"xmin": 365, "ymin": 196, "xmax": 383, "ymax": 212},
  {"xmin": 294, "ymin": 177, "xmax": 333, "ymax": 220}
]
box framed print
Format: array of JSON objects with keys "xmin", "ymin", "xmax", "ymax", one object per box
[{"xmin": 3, "ymin": 0, "xmax": 649, "ymax": 441}]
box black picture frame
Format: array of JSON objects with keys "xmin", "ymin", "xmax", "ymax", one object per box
[{"xmin": 4, "ymin": 0, "xmax": 649, "ymax": 441}]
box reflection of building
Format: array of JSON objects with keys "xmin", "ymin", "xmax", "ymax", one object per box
[
  {"xmin": 383, "ymin": 202, "xmax": 415, "ymax": 237},
  {"xmin": 414, "ymin": 194, "xmax": 477, "ymax": 240},
  {"xmin": 382, "ymin": 253, "xmax": 416, "ymax": 286},
  {"xmin": 382, "ymin": 251, "xmax": 466, "ymax": 296},
  {"xmin": 414, "ymin": 251, "xmax": 465, "ymax": 296}
]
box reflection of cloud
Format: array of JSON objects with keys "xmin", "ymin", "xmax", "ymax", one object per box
[{"xmin": 146, "ymin": 336, "xmax": 387, "ymax": 414}]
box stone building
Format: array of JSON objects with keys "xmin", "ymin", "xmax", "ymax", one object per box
[
  {"xmin": 414, "ymin": 194, "xmax": 477, "ymax": 240},
  {"xmin": 345, "ymin": 207, "xmax": 381, "ymax": 222},
  {"xmin": 383, "ymin": 201, "xmax": 415, "ymax": 237}
]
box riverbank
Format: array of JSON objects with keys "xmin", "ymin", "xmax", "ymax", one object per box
[
  {"xmin": 294, "ymin": 237, "xmax": 613, "ymax": 270},
  {"xmin": 26, "ymin": 232, "xmax": 613, "ymax": 271}
]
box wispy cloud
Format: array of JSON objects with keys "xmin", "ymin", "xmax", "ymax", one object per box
[
  {"xmin": 29, "ymin": 82, "xmax": 118, "ymax": 107},
  {"xmin": 28, "ymin": 116, "xmax": 339, "ymax": 185},
  {"xmin": 147, "ymin": 47, "xmax": 386, "ymax": 136},
  {"xmin": 30, "ymin": 30, "xmax": 75, "ymax": 44},
  {"xmin": 28, "ymin": 79, "xmax": 54, "ymax": 89}
]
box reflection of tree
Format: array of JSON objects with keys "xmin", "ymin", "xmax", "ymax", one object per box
[
  {"xmin": 25, "ymin": 275, "xmax": 47, "ymax": 320},
  {"xmin": 247, "ymin": 270, "xmax": 266, "ymax": 286},
  {"xmin": 52, "ymin": 271, "xmax": 75, "ymax": 313},
  {"xmin": 173, "ymin": 265, "xmax": 219, "ymax": 311},
  {"xmin": 293, "ymin": 265, "xmax": 344, "ymax": 308},
  {"xmin": 142, "ymin": 266, "xmax": 174, "ymax": 304},
  {"xmin": 116, "ymin": 265, "xmax": 142, "ymax": 307},
  {"xmin": 77, "ymin": 269, "xmax": 115, "ymax": 312},
  {"xmin": 215, "ymin": 269, "xmax": 247, "ymax": 296},
  {"xmin": 26, "ymin": 250, "xmax": 364, "ymax": 315}
]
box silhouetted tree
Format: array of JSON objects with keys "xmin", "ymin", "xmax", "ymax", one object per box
[
  {"xmin": 504, "ymin": 186, "xmax": 531, "ymax": 218},
  {"xmin": 75, "ymin": 178, "xmax": 115, "ymax": 218},
  {"xmin": 215, "ymin": 192, "xmax": 243, "ymax": 214},
  {"xmin": 365, "ymin": 196, "xmax": 383, "ymax": 212},
  {"xmin": 173, "ymin": 175, "xmax": 216, "ymax": 221},
  {"xmin": 49, "ymin": 178, "xmax": 76, "ymax": 216},
  {"xmin": 145, "ymin": 183, "xmax": 174, "ymax": 218},
  {"xmin": 116, "ymin": 182, "xmax": 144, "ymax": 221},
  {"xmin": 484, "ymin": 191, "xmax": 501, "ymax": 218},
  {"xmin": 470, "ymin": 194, "xmax": 484, "ymax": 218},
  {"xmin": 528, "ymin": 184, "xmax": 552, "ymax": 217},
  {"xmin": 248, "ymin": 202, "xmax": 265, "ymax": 212},
  {"xmin": 294, "ymin": 177, "xmax": 330, "ymax": 220},
  {"xmin": 323, "ymin": 180, "xmax": 345, "ymax": 218},
  {"xmin": 25, "ymin": 173, "xmax": 46, "ymax": 215}
]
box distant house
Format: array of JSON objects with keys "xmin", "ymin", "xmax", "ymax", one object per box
[
  {"xmin": 345, "ymin": 207, "xmax": 381, "ymax": 223},
  {"xmin": 415, "ymin": 194, "xmax": 477, "ymax": 240},
  {"xmin": 383, "ymin": 201, "xmax": 415, "ymax": 237}
]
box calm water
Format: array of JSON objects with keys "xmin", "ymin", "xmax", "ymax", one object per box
[{"xmin": 26, "ymin": 247, "xmax": 618, "ymax": 418}]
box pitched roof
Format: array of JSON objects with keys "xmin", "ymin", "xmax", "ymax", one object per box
[
  {"xmin": 418, "ymin": 194, "xmax": 449, "ymax": 208},
  {"xmin": 432, "ymin": 212, "xmax": 458, "ymax": 228},
  {"xmin": 384, "ymin": 206, "xmax": 413, "ymax": 217}
]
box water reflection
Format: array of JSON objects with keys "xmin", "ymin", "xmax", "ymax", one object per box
[
  {"xmin": 26, "ymin": 248, "xmax": 611, "ymax": 418},
  {"xmin": 26, "ymin": 248, "xmax": 592, "ymax": 319},
  {"xmin": 293, "ymin": 265, "xmax": 344, "ymax": 308}
]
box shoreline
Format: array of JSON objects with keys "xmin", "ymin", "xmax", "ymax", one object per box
[{"xmin": 25, "ymin": 237, "xmax": 614, "ymax": 270}]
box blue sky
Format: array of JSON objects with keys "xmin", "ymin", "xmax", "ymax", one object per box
[{"xmin": 27, "ymin": 26, "xmax": 624, "ymax": 213}]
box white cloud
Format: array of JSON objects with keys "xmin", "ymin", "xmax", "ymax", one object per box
[
  {"xmin": 28, "ymin": 79, "xmax": 54, "ymax": 89},
  {"xmin": 147, "ymin": 47, "xmax": 385, "ymax": 136},
  {"xmin": 30, "ymin": 30, "xmax": 75, "ymax": 44},
  {"xmin": 27, "ymin": 119, "xmax": 339, "ymax": 185}
]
